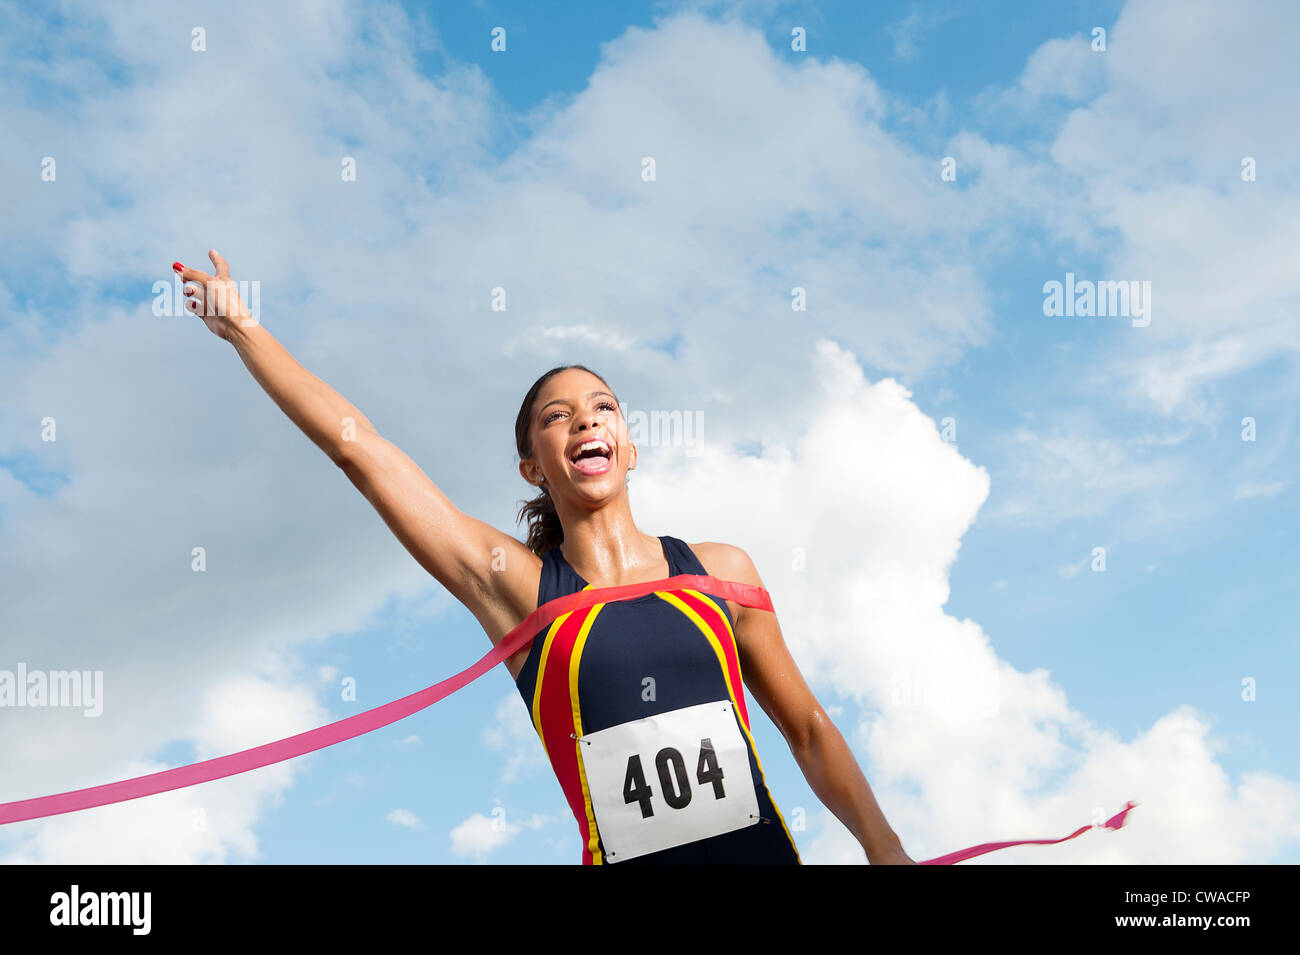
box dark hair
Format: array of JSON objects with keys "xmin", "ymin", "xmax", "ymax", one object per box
[{"xmin": 515, "ymin": 364, "xmax": 618, "ymax": 558}]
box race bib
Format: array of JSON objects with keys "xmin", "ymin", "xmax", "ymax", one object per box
[{"xmin": 578, "ymin": 700, "xmax": 761, "ymax": 862}]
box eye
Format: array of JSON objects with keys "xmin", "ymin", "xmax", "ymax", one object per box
[{"xmin": 544, "ymin": 400, "xmax": 617, "ymax": 424}]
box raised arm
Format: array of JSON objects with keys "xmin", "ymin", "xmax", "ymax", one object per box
[{"xmin": 175, "ymin": 250, "xmax": 541, "ymax": 641}]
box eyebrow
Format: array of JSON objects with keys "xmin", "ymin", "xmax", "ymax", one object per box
[{"xmin": 538, "ymin": 391, "xmax": 618, "ymax": 418}]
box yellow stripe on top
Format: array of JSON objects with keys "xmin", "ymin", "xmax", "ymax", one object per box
[
  {"xmin": 530, "ymin": 581, "xmax": 598, "ymax": 757},
  {"xmin": 655, "ymin": 589, "xmax": 802, "ymax": 863},
  {"xmin": 569, "ymin": 596, "xmax": 605, "ymax": 864},
  {"xmin": 655, "ymin": 590, "xmax": 745, "ymax": 712}
]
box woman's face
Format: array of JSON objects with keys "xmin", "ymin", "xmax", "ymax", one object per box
[{"xmin": 524, "ymin": 368, "xmax": 633, "ymax": 502}]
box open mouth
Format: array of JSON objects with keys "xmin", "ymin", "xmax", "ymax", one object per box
[{"xmin": 569, "ymin": 438, "xmax": 613, "ymax": 474}]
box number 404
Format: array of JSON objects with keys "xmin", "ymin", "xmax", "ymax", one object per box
[{"xmin": 623, "ymin": 738, "xmax": 725, "ymax": 818}]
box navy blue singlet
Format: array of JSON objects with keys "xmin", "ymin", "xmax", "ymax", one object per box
[{"xmin": 514, "ymin": 535, "xmax": 802, "ymax": 865}]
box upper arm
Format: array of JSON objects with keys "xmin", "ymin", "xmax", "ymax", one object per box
[
  {"xmin": 336, "ymin": 429, "xmax": 541, "ymax": 624},
  {"xmin": 694, "ymin": 542, "xmax": 827, "ymax": 754}
]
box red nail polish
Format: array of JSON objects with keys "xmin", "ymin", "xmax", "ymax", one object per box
[{"xmin": 172, "ymin": 261, "xmax": 184, "ymax": 273}]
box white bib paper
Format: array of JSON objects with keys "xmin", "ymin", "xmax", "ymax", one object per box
[{"xmin": 578, "ymin": 699, "xmax": 761, "ymax": 862}]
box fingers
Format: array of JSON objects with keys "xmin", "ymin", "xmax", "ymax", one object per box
[
  {"xmin": 172, "ymin": 254, "xmax": 236, "ymax": 319},
  {"xmin": 209, "ymin": 248, "xmax": 230, "ymax": 280},
  {"xmin": 175, "ymin": 263, "xmax": 203, "ymax": 314},
  {"xmin": 173, "ymin": 261, "xmax": 212, "ymax": 285}
]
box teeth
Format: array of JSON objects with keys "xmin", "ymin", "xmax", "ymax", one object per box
[{"xmin": 573, "ymin": 440, "xmax": 610, "ymax": 458}]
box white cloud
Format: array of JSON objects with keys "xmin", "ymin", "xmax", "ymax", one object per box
[
  {"xmin": 990, "ymin": 425, "xmax": 1184, "ymax": 525},
  {"xmin": 386, "ymin": 808, "xmax": 425, "ymax": 829},
  {"xmin": 448, "ymin": 807, "xmax": 558, "ymax": 863},
  {"xmin": 1017, "ymin": 35, "xmax": 1104, "ymax": 103},
  {"xmin": 800, "ymin": 809, "xmax": 872, "ymax": 864},
  {"xmin": 449, "ymin": 813, "xmax": 512, "ymax": 862},
  {"xmin": 0, "ymin": 674, "xmax": 326, "ymax": 863},
  {"xmin": 955, "ymin": 1, "xmax": 1300, "ymax": 422},
  {"xmin": 1040, "ymin": 0, "xmax": 1300, "ymax": 418},
  {"xmin": 981, "ymin": 34, "xmax": 1104, "ymax": 117},
  {"xmin": 482, "ymin": 693, "xmax": 548, "ymax": 784},
  {"xmin": 1118, "ymin": 331, "xmax": 1296, "ymax": 423},
  {"xmin": 809, "ymin": 705, "xmax": 1300, "ymax": 864},
  {"xmin": 1057, "ymin": 558, "xmax": 1088, "ymax": 580},
  {"xmin": 1232, "ymin": 481, "xmax": 1285, "ymax": 501},
  {"xmin": 885, "ymin": 7, "xmax": 956, "ymax": 62}
]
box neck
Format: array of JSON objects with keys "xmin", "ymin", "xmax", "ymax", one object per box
[{"xmin": 555, "ymin": 497, "xmax": 664, "ymax": 586}]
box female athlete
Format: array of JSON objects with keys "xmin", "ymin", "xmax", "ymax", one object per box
[{"xmin": 175, "ymin": 250, "xmax": 915, "ymax": 865}]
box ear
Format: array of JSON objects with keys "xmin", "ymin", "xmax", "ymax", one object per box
[{"xmin": 519, "ymin": 460, "xmax": 545, "ymax": 488}]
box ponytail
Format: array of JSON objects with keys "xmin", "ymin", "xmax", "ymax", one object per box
[{"xmin": 516, "ymin": 485, "xmax": 564, "ymax": 559}]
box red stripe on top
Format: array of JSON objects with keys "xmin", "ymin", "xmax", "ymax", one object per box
[
  {"xmin": 676, "ymin": 589, "xmax": 752, "ymax": 731},
  {"xmin": 535, "ymin": 606, "xmax": 598, "ymax": 865}
]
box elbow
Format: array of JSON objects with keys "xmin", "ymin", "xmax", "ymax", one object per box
[
  {"xmin": 331, "ymin": 440, "xmax": 370, "ymax": 484},
  {"xmin": 789, "ymin": 707, "xmax": 831, "ymax": 758},
  {"xmin": 329, "ymin": 426, "xmax": 379, "ymax": 470},
  {"xmin": 329, "ymin": 442, "xmax": 354, "ymax": 469}
]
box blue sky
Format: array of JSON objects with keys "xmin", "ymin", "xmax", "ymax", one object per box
[{"xmin": 1, "ymin": 0, "xmax": 1296, "ymax": 864}]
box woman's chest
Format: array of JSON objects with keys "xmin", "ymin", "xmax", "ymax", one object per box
[{"xmin": 561, "ymin": 596, "xmax": 740, "ymax": 733}]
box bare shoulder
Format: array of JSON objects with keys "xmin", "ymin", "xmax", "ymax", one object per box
[
  {"xmin": 689, "ymin": 540, "xmax": 761, "ymax": 585},
  {"xmin": 687, "ymin": 542, "xmax": 764, "ymax": 627}
]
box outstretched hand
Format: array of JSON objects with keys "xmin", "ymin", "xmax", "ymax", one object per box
[{"xmin": 172, "ymin": 249, "xmax": 253, "ymax": 341}]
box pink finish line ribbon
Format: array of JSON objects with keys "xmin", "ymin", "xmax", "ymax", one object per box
[
  {"xmin": 0, "ymin": 573, "xmax": 1137, "ymax": 863},
  {"xmin": 916, "ymin": 800, "xmax": 1139, "ymax": 864},
  {"xmin": 0, "ymin": 575, "xmax": 764, "ymax": 827}
]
